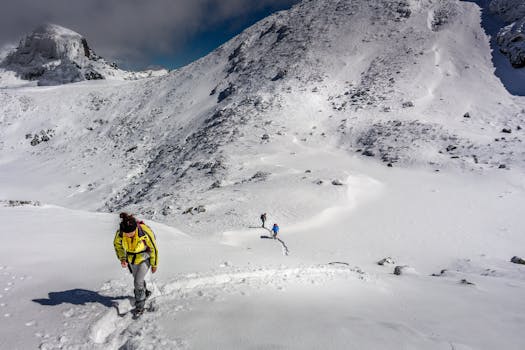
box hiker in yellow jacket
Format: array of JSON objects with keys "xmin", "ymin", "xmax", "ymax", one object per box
[{"xmin": 114, "ymin": 212, "xmax": 158, "ymax": 313}]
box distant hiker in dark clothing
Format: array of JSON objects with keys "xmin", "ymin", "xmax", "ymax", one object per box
[
  {"xmin": 114, "ymin": 213, "xmax": 158, "ymax": 313},
  {"xmin": 272, "ymin": 223, "xmax": 279, "ymax": 239},
  {"xmin": 260, "ymin": 213, "xmax": 267, "ymax": 228}
]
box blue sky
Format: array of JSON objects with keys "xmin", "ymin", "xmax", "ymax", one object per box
[{"xmin": 135, "ymin": 3, "xmax": 296, "ymax": 70}]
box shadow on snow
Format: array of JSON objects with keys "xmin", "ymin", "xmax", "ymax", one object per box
[{"xmin": 32, "ymin": 288, "xmax": 128, "ymax": 308}]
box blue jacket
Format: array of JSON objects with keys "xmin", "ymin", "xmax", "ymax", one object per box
[{"xmin": 272, "ymin": 225, "xmax": 279, "ymax": 233}]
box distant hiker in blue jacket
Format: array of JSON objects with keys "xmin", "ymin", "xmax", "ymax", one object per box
[{"xmin": 272, "ymin": 223, "xmax": 279, "ymax": 239}]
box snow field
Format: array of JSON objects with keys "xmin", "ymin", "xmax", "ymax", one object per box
[
  {"xmin": 0, "ymin": 0, "xmax": 525, "ymax": 349},
  {"xmin": 2, "ymin": 150, "xmax": 525, "ymax": 349}
]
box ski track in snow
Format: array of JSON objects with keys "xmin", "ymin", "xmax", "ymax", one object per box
[{"xmin": 39, "ymin": 265, "xmax": 369, "ymax": 349}]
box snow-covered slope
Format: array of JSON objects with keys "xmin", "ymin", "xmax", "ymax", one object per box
[
  {"xmin": 0, "ymin": 24, "xmax": 168, "ymax": 87},
  {"xmin": 2, "ymin": 159, "xmax": 525, "ymax": 349},
  {"xmin": 0, "ymin": 0, "xmax": 524, "ymax": 234},
  {"xmin": 1, "ymin": 1, "xmax": 525, "ymax": 349}
]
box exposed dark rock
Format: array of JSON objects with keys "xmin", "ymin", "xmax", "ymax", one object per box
[
  {"xmin": 463, "ymin": 112, "xmax": 470, "ymax": 118},
  {"xmin": 511, "ymin": 256, "xmax": 525, "ymax": 264},
  {"xmin": 393, "ymin": 265, "xmax": 408, "ymax": 275},
  {"xmin": 402, "ymin": 101, "xmax": 414, "ymax": 108},
  {"xmin": 182, "ymin": 205, "xmax": 206, "ymax": 215},
  {"xmin": 259, "ymin": 23, "xmax": 277, "ymax": 39},
  {"xmin": 495, "ymin": 18, "xmax": 525, "ymax": 68},
  {"xmin": 29, "ymin": 129, "xmax": 54, "ymax": 146},
  {"xmin": 431, "ymin": 269, "xmax": 447, "ymax": 276},
  {"xmin": 217, "ymin": 84, "xmax": 236, "ymax": 103},
  {"xmin": 331, "ymin": 179, "xmax": 343, "ymax": 186},
  {"xmin": 501, "ymin": 128, "xmax": 512, "ymax": 133},
  {"xmin": 459, "ymin": 278, "xmax": 475, "ymax": 285},
  {"xmin": 271, "ymin": 70, "xmax": 287, "ymax": 81},
  {"xmin": 276, "ymin": 26, "xmax": 290, "ymax": 42},
  {"xmin": 249, "ymin": 171, "xmax": 271, "ymax": 182},
  {"xmin": 362, "ymin": 150, "xmax": 375, "ymax": 157},
  {"xmin": 1, "ymin": 200, "xmax": 41, "ymax": 207},
  {"xmin": 228, "ymin": 42, "xmax": 244, "ymax": 61},
  {"xmin": 377, "ymin": 257, "xmax": 395, "ymax": 266},
  {"xmin": 80, "ymin": 38, "xmax": 91, "ymax": 58}
]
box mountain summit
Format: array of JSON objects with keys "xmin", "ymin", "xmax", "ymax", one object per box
[
  {"xmin": 0, "ymin": 0, "xmax": 524, "ymax": 232},
  {"xmin": 0, "ymin": 23, "xmax": 167, "ymax": 86}
]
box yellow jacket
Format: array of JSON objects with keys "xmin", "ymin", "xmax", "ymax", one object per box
[{"xmin": 114, "ymin": 223, "xmax": 158, "ymax": 267}]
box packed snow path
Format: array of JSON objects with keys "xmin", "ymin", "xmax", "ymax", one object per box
[{"xmin": 36, "ymin": 265, "xmax": 368, "ymax": 349}]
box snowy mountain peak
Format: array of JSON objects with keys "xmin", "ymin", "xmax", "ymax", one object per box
[
  {"xmin": 0, "ymin": 23, "xmax": 167, "ymax": 86},
  {"xmin": 25, "ymin": 23, "xmax": 96, "ymax": 61},
  {"xmin": 0, "ymin": 0, "xmax": 524, "ymax": 233},
  {"xmin": 32, "ymin": 23, "xmax": 83, "ymax": 41}
]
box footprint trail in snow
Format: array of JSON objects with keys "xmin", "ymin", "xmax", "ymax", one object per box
[{"xmin": 38, "ymin": 264, "xmax": 368, "ymax": 349}]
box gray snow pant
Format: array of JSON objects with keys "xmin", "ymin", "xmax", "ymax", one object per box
[{"xmin": 130, "ymin": 260, "xmax": 150, "ymax": 309}]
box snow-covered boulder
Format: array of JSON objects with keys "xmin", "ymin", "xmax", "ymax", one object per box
[
  {"xmin": 510, "ymin": 256, "xmax": 525, "ymax": 264},
  {"xmin": 0, "ymin": 24, "xmax": 168, "ymax": 86},
  {"xmin": 377, "ymin": 257, "xmax": 395, "ymax": 266},
  {"xmin": 497, "ymin": 17, "xmax": 525, "ymax": 68}
]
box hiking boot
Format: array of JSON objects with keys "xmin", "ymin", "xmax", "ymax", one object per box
[
  {"xmin": 133, "ymin": 306, "xmax": 145, "ymax": 318},
  {"xmin": 145, "ymin": 289, "xmax": 152, "ymax": 299},
  {"xmin": 135, "ymin": 305, "xmax": 144, "ymax": 312}
]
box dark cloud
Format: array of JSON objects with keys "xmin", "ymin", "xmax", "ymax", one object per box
[{"xmin": 0, "ymin": 0, "xmax": 297, "ymax": 67}]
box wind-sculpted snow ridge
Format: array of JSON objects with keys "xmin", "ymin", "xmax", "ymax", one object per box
[
  {"xmin": 0, "ymin": 23, "xmax": 167, "ymax": 86},
  {"xmin": 37, "ymin": 264, "xmax": 368, "ymax": 349}
]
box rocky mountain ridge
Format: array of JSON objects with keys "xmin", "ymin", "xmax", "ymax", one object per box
[
  {"xmin": 0, "ymin": 0, "xmax": 524, "ymax": 233},
  {"xmin": 488, "ymin": 0, "xmax": 525, "ymax": 67},
  {"xmin": 0, "ymin": 23, "xmax": 167, "ymax": 86}
]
